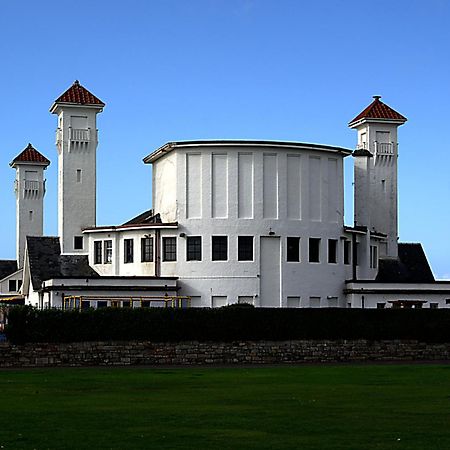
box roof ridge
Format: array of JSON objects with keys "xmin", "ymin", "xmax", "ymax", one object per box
[
  {"xmin": 10, "ymin": 143, "xmax": 50, "ymax": 166},
  {"xmin": 349, "ymin": 96, "xmax": 407, "ymax": 126},
  {"xmin": 52, "ymin": 80, "xmax": 105, "ymax": 107}
]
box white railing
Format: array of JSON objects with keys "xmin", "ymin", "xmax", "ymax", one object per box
[
  {"xmin": 24, "ymin": 180, "xmax": 40, "ymax": 191},
  {"xmin": 69, "ymin": 128, "xmax": 91, "ymax": 142},
  {"xmin": 375, "ymin": 142, "xmax": 394, "ymax": 155},
  {"xmin": 56, "ymin": 128, "xmax": 63, "ymax": 145}
]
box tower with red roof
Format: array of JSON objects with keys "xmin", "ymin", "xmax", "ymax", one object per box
[
  {"xmin": 10, "ymin": 144, "xmax": 50, "ymax": 268},
  {"xmin": 50, "ymin": 81, "xmax": 105, "ymax": 254},
  {"xmin": 349, "ymin": 96, "xmax": 407, "ymax": 268}
]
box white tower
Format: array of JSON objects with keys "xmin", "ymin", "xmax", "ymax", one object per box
[
  {"xmin": 49, "ymin": 81, "xmax": 105, "ymax": 254},
  {"xmin": 349, "ymin": 96, "xmax": 407, "ymax": 259},
  {"xmin": 10, "ymin": 144, "xmax": 50, "ymax": 268}
]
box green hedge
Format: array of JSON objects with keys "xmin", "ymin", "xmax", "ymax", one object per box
[{"xmin": 5, "ymin": 306, "xmax": 450, "ymax": 344}]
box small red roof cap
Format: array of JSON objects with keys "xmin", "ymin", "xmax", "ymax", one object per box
[
  {"xmin": 10, "ymin": 143, "xmax": 50, "ymax": 166},
  {"xmin": 349, "ymin": 96, "xmax": 407, "ymax": 126},
  {"xmin": 53, "ymin": 80, "xmax": 105, "ymax": 106}
]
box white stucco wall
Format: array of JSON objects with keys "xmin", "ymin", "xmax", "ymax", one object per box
[
  {"xmin": 53, "ymin": 105, "xmax": 102, "ymax": 254},
  {"xmin": 150, "ymin": 142, "xmax": 353, "ymax": 307}
]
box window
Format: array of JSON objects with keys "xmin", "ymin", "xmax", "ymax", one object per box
[
  {"xmin": 94, "ymin": 241, "xmax": 102, "ymax": 264},
  {"xmin": 124, "ymin": 239, "xmax": 134, "ymax": 263},
  {"xmin": 370, "ymin": 245, "xmax": 378, "ymax": 269},
  {"xmin": 17, "ymin": 280, "xmax": 22, "ymax": 290},
  {"xmin": 212, "ymin": 236, "xmax": 228, "ymax": 261},
  {"xmin": 212, "ymin": 296, "xmax": 227, "ymax": 307},
  {"xmin": 141, "ymin": 237, "xmax": 153, "ymax": 262},
  {"xmin": 163, "ymin": 237, "xmax": 177, "ymax": 261},
  {"xmin": 377, "ymin": 302, "xmax": 386, "ymax": 309},
  {"xmin": 327, "ymin": 296, "xmax": 338, "ymax": 307},
  {"xmin": 430, "ymin": 303, "xmax": 439, "ymax": 309},
  {"xmin": 8, "ymin": 280, "xmax": 16, "ymax": 292},
  {"xmin": 238, "ymin": 296, "xmax": 254, "ymax": 305},
  {"xmin": 74, "ymin": 236, "xmax": 83, "ymax": 250},
  {"xmin": 76, "ymin": 169, "xmax": 82, "ymax": 183},
  {"xmin": 309, "ymin": 238, "xmax": 321, "ymax": 263},
  {"xmin": 309, "ymin": 296, "xmax": 321, "ymax": 308},
  {"xmin": 328, "ymin": 239, "xmax": 338, "ymax": 264},
  {"xmin": 97, "ymin": 301, "xmax": 107, "ymax": 308},
  {"xmin": 190, "ymin": 296, "xmax": 202, "ymax": 308},
  {"xmin": 286, "ymin": 237, "xmax": 300, "ymax": 262},
  {"xmin": 104, "ymin": 240, "xmax": 112, "ymax": 264},
  {"xmin": 29, "ymin": 210, "xmax": 33, "ymax": 221},
  {"xmin": 287, "ymin": 296, "xmax": 300, "ymax": 308},
  {"xmin": 344, "ymin": 240, "xmax": 351, "ymax": 265},
  {"xmin": 187, "ymin": 236, "xmax": 202, "ymax": 261},
  {"xmin": 238, "ymin": 236, "xmax": 253, "ymax": 261}
]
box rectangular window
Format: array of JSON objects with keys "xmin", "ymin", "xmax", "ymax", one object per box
[
  {"xmin": 94, "ymin": 241, "xmax": 102, "ymax": 264},
  {"xmin": 344, "ymin": 240, "xmax": 351, "ymax": 265},
  {"xmin": 212, "ymin": 296, "xmax": 227, "ymax": 307},
  {"xmin": 212, "ymin": 236, "xmax": 228, "ymax": 261},
  {"xmin": 124, "ymin": 239, "xmax": 134, "ymax": 263},
  {"xmin": 141, "ymin": 237, "xmax": 153, "ymax": 262},
  {"xmin": 370, "ymin": 245, "xmax": 378, "ymax": 269},
  {"xmin": 74, "ymin": 236, "xmax": 83, "ymax": 250},
  {"xmin": 190, "ymin": 296, "xmax": 202, "ymax": 308},
  {"xmin": 29, "ymin": 210, "xmax": 33, "ymax": 221},
  {"xmin": 377, "ymin": 302, "xmax": 386, "ymax": 309},
  {"xmin": 163, "ymin": 237, "xmax": 177, "ymax": 261},
  {"xmin": 104, "ymin": 240, "xmax": 112, "ymax": 264},
  {"xmin": 287, "ymin": 296, "xmax": 300, "ymax": 308},
  {"xmin": 238, "ymin": 236, "xmax": 253, "ymax": 261},
  {"xmin": 17, "ymin": 280, "xmax": 22, "ymax": 290},
  {"xmin": 309, "ymin": 296, "xmax": 321, "ymax": 308},
  {"xmin": 328, "ymin": 239, "xmax": 337, "ymax": 264},
  {"xmin": 8, "ymin": 280, "xmax": 17, "ymax": 292},
  {"xmin": 430, "ymin": 303, "xmax": 439, "ymax": 309},
  {"xmin": 238, "ymin": 296, "xmax": 254, "ymax": 305},
  {"xmin": 76, "ymin": 169, "xmax": 82, "ymax": 183},
  {"xmin": 187, "ymin": 236, "xmax": 202, "ymax": 261},
  {"xmin": 286, "ymin": 237, "xmax": 300, "ymax": 262},
  {"xmin": 308, "ymin": 238, "xmax": 321, "ymax": 263}
]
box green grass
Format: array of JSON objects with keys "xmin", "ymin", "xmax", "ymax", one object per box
[{"xmin": 1, "ymin": 365, "xmax": 450, "ymax": 449}]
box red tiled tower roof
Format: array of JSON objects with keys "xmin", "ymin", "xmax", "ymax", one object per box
[
  {"xmin": 349, "ymin": 96, "xmax": 407, "ymax": 126},
  {"xmin": 53, "ymin": 80, "xmax": 105, "ymax": 106},
  {"xmin": 10, "ymin": 143, "xmax": 50, "ymax": 166}
]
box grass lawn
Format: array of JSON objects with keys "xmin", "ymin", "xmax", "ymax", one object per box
[{"xmin": 0, "ymin": 364, "xmax": 450, "ymax": 449}]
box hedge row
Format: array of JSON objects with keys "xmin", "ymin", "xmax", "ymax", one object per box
[{"xmin": 5, "ymin": 305, "xmax": 450, "ymax": 344}]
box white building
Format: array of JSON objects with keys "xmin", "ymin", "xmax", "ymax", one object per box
[{"xmin": 1, "ymin": 82, "xmax": 450, "ymax": 309}]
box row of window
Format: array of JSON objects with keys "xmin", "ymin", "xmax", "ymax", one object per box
[{"xmin": 93, "ymin": 236, "xmax": 377, "ymax": 266}]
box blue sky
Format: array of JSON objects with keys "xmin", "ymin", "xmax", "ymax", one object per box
[{"xmin": 1, "ymin": 0, "xmax": 449, "ymax": 277}]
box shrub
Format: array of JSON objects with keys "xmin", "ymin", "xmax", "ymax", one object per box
[{"xmin": 5, "ymin": 306, "xmax": 450, "ymax": 344}]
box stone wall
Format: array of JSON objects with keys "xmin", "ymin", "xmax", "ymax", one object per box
[{"xmin": 0, "ymin": 340, "xmax": 450, "ymax": 368}]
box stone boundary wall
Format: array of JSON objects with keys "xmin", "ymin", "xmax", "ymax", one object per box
[{"xmin": 1, "ymin": 340, "xmax": 450, "ymax": 368}]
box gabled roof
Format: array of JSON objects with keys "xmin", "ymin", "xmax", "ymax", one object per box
[
  {"xmin": 52, "ymin": 80, "xmax": 105, "ymax": 107},
  {"xmin": 26, "ymin": 236, "xmax": 99, "ymax": 290},
  {"xmin": 10, "ymin": 143, "xmax": 50, "ymax": 167},
  {"xmin": 0, "ymin": 260, "xmax": 17, "ymax": 281},
  {"xmin": 375, "ymin": 243, "xmax": 435, "ymax": 283},
  {"xmin": 349, "ymin": 96, "xmax": 407, "ymax": 127},
  {"xmin": 122, "ymin": 209, "xmax": 162, "ymax": 225}
]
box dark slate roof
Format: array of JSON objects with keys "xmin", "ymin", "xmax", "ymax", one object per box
[
  {"xmin": 10, "ymin": 143, "xmax": 50, "ymax": 166},
  {"xmin": 122, "ymin": 209, "xmax": 162, "ymax": 225},
  {"xmin": 375, "ymin": 243, "xmax": 435, "ymax": 283},
  {"xmin": 53, "ymin": 80, "xmax": 105, "ymax": 106},
  {"xmin": 0, "ymin": 260, "xmax": 18, "ymax": 280},
  {"xmin": 27, "ymin": 236, "xmax": 99, "ymax": 290},
  {"xmin": 349, "ymin": 96, "xmax": 407, "ymax": 126}
]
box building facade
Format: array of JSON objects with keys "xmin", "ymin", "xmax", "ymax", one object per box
[{"xmin": 1, "ymin": 82, "xmax": 450, "ymax": 309}]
